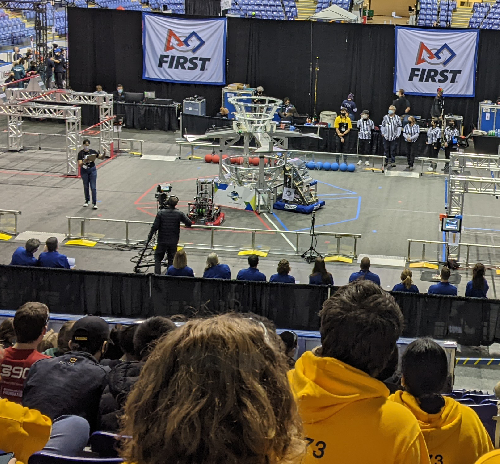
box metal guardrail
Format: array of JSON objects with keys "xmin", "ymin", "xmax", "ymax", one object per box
[
  {"xmin": 408, "ymin": 239, "xmax": 500, "ymax": 268},
  {"xmin": 0, "ymin": 209, "xmax": 21, "ymax": 235},
  {"xmin": 66, "ymin": 216, "xmax": 361, "ymax": 258}
]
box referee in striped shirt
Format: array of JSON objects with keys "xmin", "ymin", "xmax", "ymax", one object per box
[
  {"xmin": 403, "ymin": 116, "xmax": 420, "ymax": 170},
  {"xmin": 381, "ymin": 105, "xmax": 402, "ymax": 168}
]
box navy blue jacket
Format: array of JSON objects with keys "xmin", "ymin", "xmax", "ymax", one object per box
[
  {"xmin": 465, "ymin": 280, "xmax": 488, "ymax": 298},
  {"xmin": 203, "ymin": 264, "xmax": 231, "ymax": 280},
  {"xmin": 166, "ymin": 266, "xmax": 194, "ymax": 277},
  {"xmin": 237, "ymin": 267, "xmax": 266, "ymax": 282},
  {"xmin": 270, "ymin": 273, "xmax": 295, "ymax": 284},
  {"xmin": 309, "ymin": 273, "xmax": 334, "ymax": 286},
  {"xmin": 392, "ymin": 283, "xmax": 419, "ymax": 293},
  {"xmin": 38, "ymin": 251, "xmax": 70, "ymax": 269},
  {"xmin": 10, "ymin": 247, "xmax": 37, "ymax": 266},
  {"xmin": 23, "ymin": 351, "xmax": 109, "ymax": 431},
  {"xmin": 428, "ymin": 282, "xmax": 457, "ymax": 296},
  {"xmin": 349, "ymin": 270, "xmax": 381, "ymax": 286}
]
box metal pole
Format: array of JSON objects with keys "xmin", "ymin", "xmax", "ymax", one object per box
[
  {"xmin": 125, "ymin": 222, "xmax": 129, "ymax": 245},
  {"xmin": 407, "ymin": 240, "xmax": 411, "ymax": 264},
  {"xmin": 68, "ymin": 217, "xmax": 71, "ymax": 238},
  {"xmin": 336, "ymin": 236, "xmax": 341, "ymax": 255},
  {"xmin": 211, "ymin": 228, "xmax": 215, "ymax": 249},
  {"xmin": 466, "ymin": 245, "xmax": 470, "ymax": 268},
  {"xmin": 251, "ymin": 230, "xmax": 256, "ymax": 250},
  {"xmin": 353, "ymin": 237, "xmax": 358, "ymax": 259},
  {"xmin": 80, "ymin": 219, "xmax": 85, "ymax": 238},
  {"xmin": 14, "ymin": 214, "xmax": 18, "ymax": 235},
  {"xmin": 422, "ymin": 243, "xmax": 425, "ymax": 262},
  {"xmin": 295, "ymin": 233, "xmax": 300, "ymax": 255},
  {"xmin": 38, "ymin": 133, "xmax": 41, "ymax": 150}
]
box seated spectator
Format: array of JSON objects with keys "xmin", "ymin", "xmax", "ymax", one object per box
[
  {"xmin": 270, "ymin": 259, "xmax": 296, "ymax": 284},
  {"xmin": 203, "ymin": 252, "xmax": 231, "ymax": 279},
  {"xmin": 349, "ymin": 256, "xmax": 381, "ymax": 285},
  {"xmin": 309, "ymin": 257, "xmax": 334, "ymax": 285},
  {"xmin": 494, "ymin": 381, "xmax": 500, "ymax": 400},
  {"xmin": 390, "ymin": 338, "xmax": 493, "ymax": 462},
  {"xmin": 121, "ymin": 315, "xmax": 304, "ymax": 464},
  {"xmin": 0, "ymin": 399, "xmax": 90, "ymax": 463},
  {"xmin": 392, "ymin": 269, "xmax": 419, "ymax": 293},
  {"xmin": 167, "ymin": 249, "xmax": 195, "ymax": 277},
  {"xmin": 0, "ymin": 318, "xmax": 15, "ymax": 349},
  {"xmin": 428, "ymin": 266, "xmax": 457, "ymax": 296},
  {"xmin": 43, "ymin": 320, "xmax": 75, "ymax": 357},
  {"xmin": 4, "ymin": 71, "xmax": 17, "ymax": 89},
  {"xmin": 98, "ymin": 317, "xmax": 177, "ymax": 433},
  {"xmin": 289, "ymin": 280, "xmax": 429, "ymax": 463},
  {"xmin": 466, "ymin": 263, "xmax": 489, "ymax": 298},
  {"xmin": 0, "ymin": 302, "xmax": 50, "ymax": 403},
  {"xmin": 23, "ymin": 316, "xmax": 110, "ymax": 431},
  {"xmin": 94, "ymin": 84, "xmax": 106, "ymax": 95},
  {"xmin": 100, "ymin": 324, "xmax": 138, "ymax": 368},
  {"xmin": 10, "ymin": 238, "xmax": 40, "ymax": 266},
  {"xmin": 216, "ymin": 107, "xmax": 229, "ymax": 118},
  {"xmin": 38, "ymin": 237, "xmax": 70, "ymax": 269},
  {"xmin": 279, "ymin": 330, "xmax": 298, "ymax": 369},
  {"xmin": 476, "ymin": 451, "xmax": 500, "ymax": 463},
  {"xmin": 113, "ymin": 83, "xmax": 126, "ymax": 102},
  {"xmin": 37, "ymin": 329, "xmax": 58, "ymax": 353},
  {"xmin": 237, "ymin": 254, "xmax": 266, "ymax": 282}
]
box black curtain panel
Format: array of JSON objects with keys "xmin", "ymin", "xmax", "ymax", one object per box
[
  {"xmin": 185, "ymin": 0, "xmax": 221, "ymax": 16},
  {"xmin": 68, "ymin": 9, "xmax": 498, "ymax": 130}
]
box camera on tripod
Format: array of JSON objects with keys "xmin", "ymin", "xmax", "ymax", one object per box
[{"xmin": 155, "ymin": 183, "xmax": 173, "ymax": 209}]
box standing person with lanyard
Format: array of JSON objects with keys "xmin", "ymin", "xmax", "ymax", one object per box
[
  {"xmin": 393, "ymin": 89, "xmax": 411, "ymax": 126},
  {"xmin": 381, "ymin": 105, "xmax": 402, "ymax": 169},
  {"xmin": 442, "ymin": 119, "xmax": 459, "ymax": 173},
  {"xmin": 334, "ymin": 107, "xmax": 352, "ymax": 162},
  {"xmin": 426, "ymin": 119, "xmax": 441, "ymax": 171},
  {"xmin": 341, "ymin": 93, "xmax": 357, "ymax": 121},
  {"xmin": 356, "ymin": 109, "xmax": 374, "ymax": 166},
  {"xmin": 403, "ymin": 116, "xmax": 420, "ymax": 171},
  {"xmin": 78, "ymin": 139, "xmax": 105, "ymax": 209},
  {"xmin": 430, "ymin": 87, "xmax": 444, "ymax": 120}
]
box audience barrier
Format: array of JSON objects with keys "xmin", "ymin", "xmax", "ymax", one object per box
[{"xmin": 1, "ymin": 264, "xmax": 500, "ymax": 346}]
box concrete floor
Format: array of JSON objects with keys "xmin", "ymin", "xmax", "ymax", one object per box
[{"xmin": 0, "ymin": 118, "xmax": 500, "ymax": 390}]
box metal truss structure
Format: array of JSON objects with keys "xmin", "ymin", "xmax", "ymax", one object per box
[
  {"xmin": 445, "ymin": 151, "xmax": 500, "ymax": 260},
  {"xmin": 5, "ymin": 89, "xmax": 113, "ymax": 163}
]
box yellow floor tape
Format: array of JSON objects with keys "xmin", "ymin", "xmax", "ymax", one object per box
[
  {"xmin": 409, "ymin": 261, "xmax": 439, "ymax": 269},
  {"xmin": 0, "ymin": 233, "xmax": 12, "ymax": 241},
  {"xmin": 152, "ymin": 245, "xmax": 183, "ymax": 251},
  {"xmin": 238, "ymin": 249, "xmax": 269, "ymax": 258},
  {"xmin": 65, "ymin": 239, "xmax": 97, "ymax": 247},
  {"xmin": 324, "ymin": 255, "xmax": 353, "ymax": 264},
  {"xmin": 496, "ymin": 269, "xmax": 500, "ymax": 275}
]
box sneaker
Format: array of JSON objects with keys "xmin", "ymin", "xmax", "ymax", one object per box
[
  {"xmin": 357, "ymin": 160, "xmax": 362, "ymax": 166},
  {"xmin": 409, "ymin": 166, "xmax": 414, "ymax": 171},
  {"xmin": 83, "ymin": 202, "xmax": 89, "ymax": 207},
  {"xmin": 404, "ymin": 166, "xmax": 411, "ymax": 171},
  {"xmin": 364, "ymin": 161, "xmax": 370, "ymax": 166},
  {"xmin": 92, "ymin": 204, "xmax": 98, "ymax": 210},
  {"xmin": 391, "ymin": 163, "xmax": 396, "ymax": 167}
]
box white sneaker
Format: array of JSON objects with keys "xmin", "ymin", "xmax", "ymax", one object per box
[
  {"xmin": 357, "ymin": 160, "xmax": 362, "ymax": 165},
  {"xmin": 92, "ymin": 204, "xmax": 98, "ymax": 210},
  {"xmin": 83, "ymin": 202, "xmax": 89, "ymax": 207},
  {"xmin": 364, "ymin": 161, "xmax": 370, "ymax": 166}
]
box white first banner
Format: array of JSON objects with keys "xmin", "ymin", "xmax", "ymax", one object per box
[
  {"xmin": 394, "ymin": 27, "xmax": 479, "ymax": 97},
  {"xmin": 143, "ymin": 14, "xmax": 226, "ymax": 85}
]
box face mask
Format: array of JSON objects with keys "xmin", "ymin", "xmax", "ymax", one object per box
[
  {"xmin": 362, "ymin": 115, "xmax": 368, "ymax": 119},
  {"xmin": 84, "ymin": 146, "xmax": 89, "ymax": 151},
  {"xmin": 388, "ymin": 109, "xmax": 395, "ymax": 115},
  {"xmin": 118, "ymin": 88, "xmax": 123, "ymax": 94},
  {"xmin": 341, "ymin": 113, "xmax": 347, "ymax": 117}
]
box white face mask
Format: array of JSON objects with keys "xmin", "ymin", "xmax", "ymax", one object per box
[
  {"xmin": 388, "ymin": 109, "xmax": 395, "ymax": 115},
  {"xmin": 362, "ymin": 114, "xmax": 368, "ymax": 119}
]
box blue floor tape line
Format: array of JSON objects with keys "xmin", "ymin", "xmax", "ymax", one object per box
[
  {"xmin": 271, "ymin": 212, "xmax": 289, "ymax": 231},
  {"xmin": 316, "ymin": 180, "xmax": 357, "ymax": 195}
]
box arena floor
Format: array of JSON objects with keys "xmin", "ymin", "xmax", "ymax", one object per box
[{"xmin": 0, "ymin": 118, "xmax": 499, "ymax": 390}]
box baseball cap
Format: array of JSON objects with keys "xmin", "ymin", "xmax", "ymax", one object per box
[
  {"xmin": 361, "ymin": 109, "xmax": 370, "ymax": 115},
  {"xmin": 72, "ymin": 316, "xmax": 110, "ymax": 346}
]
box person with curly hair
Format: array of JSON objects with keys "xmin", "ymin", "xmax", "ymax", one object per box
[
  {"xmin": 270, "ymin": 259, "xmax": 295, "ymax": 284},
  {"xmin": 121, "ymin": 315, "xmax": 305, "ymax": 464}
]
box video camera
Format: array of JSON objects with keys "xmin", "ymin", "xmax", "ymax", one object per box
[{"xmin": 155, "ymin": 183, "xmax": 173, "ymax": 209}]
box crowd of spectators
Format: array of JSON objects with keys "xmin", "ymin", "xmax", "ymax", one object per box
[
  {"xmin": 9, "ymin": 238, "xmax": 491, "ymax": 298},
  {"xmin": 0, "ymin": 281, "xmax": 499, "ymax": 463}
]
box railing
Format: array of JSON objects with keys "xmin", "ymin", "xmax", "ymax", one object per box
[
  {"xmin": 66, "ymin": 216, "xmax": 361, "ymax": 258},
  {"xmin": 408, "ymin": 238, "xmax": 500, "ymax": 268},
  {"xmin": 0, "ymin": 209, "xmax": 21, "ymax": 235}
]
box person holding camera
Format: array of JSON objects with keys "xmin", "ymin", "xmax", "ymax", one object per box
[
  {"xmin": 78, "ymin": 139, "xmax": 105, "ymax": 209},
  {"xmin": 148, "ymin": 196, "xmax": 193, "ymax": 274}
]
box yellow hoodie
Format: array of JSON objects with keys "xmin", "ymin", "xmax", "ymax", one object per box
[
  {"xmin": 475, "ymin": 451, "xmax": 500, "ymax": 463},
  {"xmin": 288, "ymin": 351, "xmax": 430, "ymax": 464},
  {"xmin": 390, "ymin": 391, "xmax": 493, "ymax": 464},
  {"xmin": 0, "ymin": 398, "xmax": 52, "ymax": 464}
]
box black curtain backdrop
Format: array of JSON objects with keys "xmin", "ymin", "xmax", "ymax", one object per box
[
  {"xmin": 68, "ymin": 9, "xmax": 500, "ymax": 129},
  {"xmin": 185, "ymin": 0, "xmax": 221, "ymax": 16}
]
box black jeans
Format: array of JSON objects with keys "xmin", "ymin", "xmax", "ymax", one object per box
[
  {"xmin": 405, "ymin": 141, "xmax": 417, "ymax": 167},
  {"xmin": 55, "ymin": 72, "xmax": 64, "ymax": 89},
  {"xmin": 383, "ymin": 138, "xmax": 398, "ymax": 163},
  {"xmin": 358, "ymin": 139, "xmax": 371, "ymax": 156},
  {"xmin": 154, "ymin": 243, "xmax": 177, "ymax": 275}
]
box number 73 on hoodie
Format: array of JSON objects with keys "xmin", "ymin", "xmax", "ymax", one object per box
[{"xmin": 305, "ymin": 438, "xmax": 326, "ymax": 459}]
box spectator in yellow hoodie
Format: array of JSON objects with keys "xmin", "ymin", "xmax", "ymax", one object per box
[
  {"xmin": 390, "ymin": 338, "xmax": 493, "ymax": 464},
  {"xmin": 476, "ymin": 451, "xmax": 500, "ymax": 463},
  {"xmin": 288, "ymin": 280, "xmax": 430, "ymax": 464}
]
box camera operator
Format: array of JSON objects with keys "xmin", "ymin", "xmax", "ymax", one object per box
[{"xmin": 148, "ymin": 196, "xmax": 193, "ymax": 274}]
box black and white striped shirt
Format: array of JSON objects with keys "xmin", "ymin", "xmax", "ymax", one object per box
[
  {"xmin": 403, "ymin": 123, "xmax": 420, "ymax": 143},
  {"xmin": 381, "ymin": 115, "xmax": 402, "ymax": 141},
  {"xmin": 357, "ymin": 118, "xmax": 374, "ymax": 140},
  {"xmin": 427, "ymin": 127, "xmax": 441, "ymax": 144},
  {"xmin": 444, "ymin": 126, "xmax": 459, "ymax": 143}
]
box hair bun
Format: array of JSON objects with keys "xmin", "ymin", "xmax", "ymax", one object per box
[{"xmin": 418, "ymin": 393, "xmax": 445, "ymax": 414}]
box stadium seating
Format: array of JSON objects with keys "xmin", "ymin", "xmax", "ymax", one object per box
[
  {"xmin": 89, "ymin": 432, "xmax": 122, "ymax": 458},
  {"xmin": 228, "ymin": 0, "xmax": 288, "ymax": 20},
  {"xmin": 478, "ymin": 0, "xmax": 500, "ymax": 29},
  {"xmin": 469, "ymin": 404, "xmax": 498, "ymax": 442},
  {"xmin": 315, "ymin": 0, "xmax": 351, "ymax": 14},
  {"xmin": 469, "ymin": 2, "xmax": 490, "ymax": 28},
  {"xmin": 417, "ymin": 0, "xmax": 456, "ymax": 27}
]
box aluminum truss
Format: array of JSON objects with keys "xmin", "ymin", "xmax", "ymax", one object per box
[
  {"xmin": 0, "ymin": 104, "xmax": 81, "ymax": 176},
  {"xmin": 6, "ymin": 89, "xmax": 114, "ymax": 155},
  {"xmin": 445, "ymin": 151, "xmax": 500, "ymax": 260}
]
